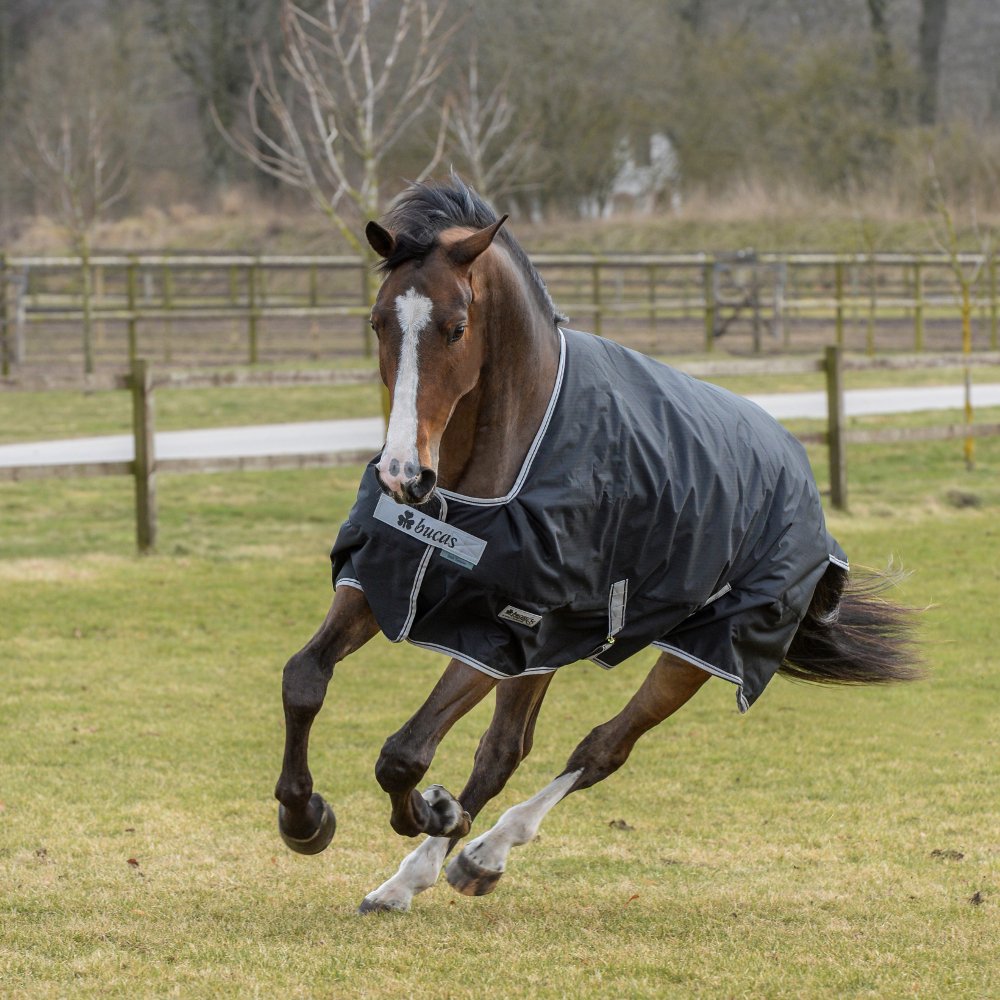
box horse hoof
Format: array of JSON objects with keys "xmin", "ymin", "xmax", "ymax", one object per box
[
  {"xmin": 278, "ymin": 793, "xmax": 336, "ymax": 855},
  {"xmin": 445, "ymin": 850, "xmax": 503, "ymax": 897},
  {"xmin": 357, "ymin": 893, "xmax": 409, "ymax": 915},
  {"xmin": 422, "ymin": 785, "xmax": 471, "ymax": 838}
]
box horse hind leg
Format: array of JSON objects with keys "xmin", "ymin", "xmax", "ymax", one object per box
[
  {"xmin": 446, "ymin": 652, "xmax": 709, "ymax": 896},
  {"xmin": 445, "ymin": 769, "xmax": 581, "ymax": 896},
  {"xmin": 358, "ymin": 672, "xmax": 553, "ymax": 913}
]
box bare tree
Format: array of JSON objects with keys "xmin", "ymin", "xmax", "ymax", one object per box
[
  {"xmin": 222, "ymin": 0, "xmax": 456, "ymax": 254},
  {"xmin": 18, "ymin": 107, "xmax": 127, "ymax": 374},
  {"xmin": 14, "ymin": 20, "xmax": 129, "ymax": 374},
  {"xmin": 149, "ymin": 0, "xmax": 280, "ymax": 186},
  {"xmin": 927, "ymin": 164, "xmax": 993, "ymax": 471},
  {"xmin": 447, "ymin": 49, "xmax": 540, "ymax": 203},
  {"xmin": 866, "ymin": 0, "xmax": 900, "ymax": 122}
]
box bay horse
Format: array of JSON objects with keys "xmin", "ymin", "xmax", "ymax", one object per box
[{"xmin": 273, "ymin": 178, "xmax": 919, "ymax": 913}]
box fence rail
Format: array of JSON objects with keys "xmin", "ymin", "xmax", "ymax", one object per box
[
  {"xmin": 2, "ymin": 251, "xmax": 998, "ymax": 374},
  {"xmin": 2, "ymin": 350, "xmax": 999, "ymax": 549}
]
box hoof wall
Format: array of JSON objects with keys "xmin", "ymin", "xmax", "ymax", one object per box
[
  {"xmin": 278, "ymin": 793, "xmax": 336, "ymax": 855},
  {"xmin": 446, "ymin": 850, "xmax": 503, "ymax": 897},
  {"xmin": 357, "ymin": 894, "xmax": 408, "ymax": 915}
]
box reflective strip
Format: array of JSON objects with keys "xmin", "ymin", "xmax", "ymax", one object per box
[
  {"xmin": 703, "ymin": 582, "xmax": 731, "ymax": 607},
  {"xmin": 591, "ymin": 578, "xmax": 629, "ymax": 657},
  {"xmin": 608, "ymin": 579, "xmax": 628, "ymax": 638}
]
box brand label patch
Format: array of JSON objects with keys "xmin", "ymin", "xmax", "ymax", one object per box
[
  {"xmin": 374, "ymin": 493, "xmax": 487, "ymax": 569},
  {"xmin": 499, "ymin": 605, "xmax": 542, "ymax": 628}
]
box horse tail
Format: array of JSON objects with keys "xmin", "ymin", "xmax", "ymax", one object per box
[{"xmin": 780, "ymin": 563, "xmax": 923, "ymax": 686}]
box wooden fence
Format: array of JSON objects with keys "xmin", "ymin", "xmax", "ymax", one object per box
[
  {"xmin": 2, "ymin": 251, "xmax": 999, "ymax": 373},
  {"xmin": 3, "ymin": 349, "xmax": 999, "ymax": 551}
]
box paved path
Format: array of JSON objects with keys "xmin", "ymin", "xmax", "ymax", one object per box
[
  {"xmin": 2, "ymin": 384, "xmax": 999, "ymax": 468},
  {"xmin": 745, "ymin": 383, "xmax": 1000, "ymax": 420}
]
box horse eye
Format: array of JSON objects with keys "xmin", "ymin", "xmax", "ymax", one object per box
[{"xmin": 448, "ymin": 323, "xmax": 466, "ymax": 344}]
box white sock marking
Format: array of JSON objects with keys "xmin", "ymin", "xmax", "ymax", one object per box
[
  {"xmin": 379, "ymin": 287, "xmax": 433, "ymax": 490},
  {"xmin": 362, "ymin": 836, "xmax": 450, "ymax": 911},
  {"xmin": 455, "ymin": 769, "xmax": 582, "ymax": 875}
]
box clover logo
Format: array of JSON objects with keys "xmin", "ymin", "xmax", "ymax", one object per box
[{"xmin": 397, "ymin": 511, "xmax": 415, "ymax": 529}]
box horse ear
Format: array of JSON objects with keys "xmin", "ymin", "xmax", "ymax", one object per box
[
  {"xmin": 366, "ymin": 221, "xmax": 396, "ymax": 259},
  {"xmin": 448, "ymin": 215, "xmax": 508, "ymax": 268}
]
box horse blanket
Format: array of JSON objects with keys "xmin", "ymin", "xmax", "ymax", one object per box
[{"xmin": 332, "ymin": 328, "xmax": 847, "ymax": 712}]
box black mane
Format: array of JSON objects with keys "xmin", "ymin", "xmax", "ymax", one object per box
[{"xmin": 377, "ymin": 176, "xmax": 566, "ymax": 325}]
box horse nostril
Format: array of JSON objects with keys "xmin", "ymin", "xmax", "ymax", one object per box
[
  {"xmin": 406, "ymin": 468, "xmax": 437, "ymax": 503},
  {"xmin": 389, "ymin": 458, "xmax": 401, "ymax": 477},
  {"xmin": 403, "ymin": 461, "xmax": 419, "ymax": 480}
]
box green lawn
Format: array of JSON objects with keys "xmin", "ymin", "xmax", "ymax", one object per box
[{"xmin": 1, "ymin": 434, "xmax": 997, "ymax": 997}]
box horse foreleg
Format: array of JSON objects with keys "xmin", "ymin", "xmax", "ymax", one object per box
[
  {"xmin": 359, "ymin": 673, "xmax": 552, "ymax": 913},
  {"xmin": 374, "ymin": 659, "xmax": 495, "ymax": 840},
  {"xmin": 454, "ymin": 672, "xmax": 554, "ymax": 822},
  {"xmin": 275, "ymin": 586, "xmax": 378, "ymax": 854},
  {"xmin": 446, "ymin": 652, "xmax": 709, "ymax": 895}
]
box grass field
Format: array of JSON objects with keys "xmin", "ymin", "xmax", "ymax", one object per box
[{"xmin": 2, "ymin": 413, "xmax": 998, "ymax": 996}]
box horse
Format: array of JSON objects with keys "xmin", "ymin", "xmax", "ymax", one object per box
[{"xmin": 273, "ymin": 177, "xmax": 920, "ymax": 914}]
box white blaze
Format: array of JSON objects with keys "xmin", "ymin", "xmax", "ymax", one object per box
[{"xmin": 379, "ymin": 287, "xmax": 433, "ymax": 491}]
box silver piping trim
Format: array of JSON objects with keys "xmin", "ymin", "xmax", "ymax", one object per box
[
  {"xmin": 652, "ymin": 641, "xmax": 751, "ymax": 713},
  {"xmin": 406, "ymin": 638, "xmax": 559, "ymax": 680},
  {"xmin": 393, "ymin": 495, "xmax": 448, "ymax": 642},
  {"xmin": 703, "ymin": 581, "xmax": 731, "ymax": 606}
]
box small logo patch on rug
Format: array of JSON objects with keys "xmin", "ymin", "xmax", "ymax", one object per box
[{"xmin": 499, "ymin": 605, "xmax": 542, "ymax": 628}]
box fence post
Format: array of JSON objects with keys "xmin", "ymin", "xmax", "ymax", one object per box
[
  {"xmin": 703, "ymin": 256, "xmax": 715, "ymax": 353},
  {"xmin": 647, "ymin": 263, "xmax": 657, "ymax": 330},
  {"xmin": 776, "ymin": 260, "xmax": 788, "ymax": 348},
  {"xmin": 991, "ymin": 256, "xmax": 998, "ymax": 352},
  {"xmin": 80, "ymin": 246, "xmax": 95, "ymax": 375},
  {"xmin": 162, "ymin": 265, "xmax": 175, "ymax": 364},
  {"xmin": 94, "ymin": 264, "xmax": 106, "ymax": 350},
  {"xmin": 913, "ymin": 257, "xmax": 924, "ymax": 353},
  {"xmin": 248, "ymin": 262, "xmax": 259, "ymax": 364},
  {"xmin": 131, "ymin": 358, "xmax": 157, "ymax": 553},
  {"xmin": 0, "ymin": 252, "xmax": 8, "ymax": 377},
  {"xmin": 866, "ymin": 255, "xmax": 876, "ymax": 357},
  {"xmin": 751, "ymin": 266, "xmax": 762, "ymax": 354},
  {"xmin": 834, "ymin": 259, "xmax": 844, "ymax": 347},
  {"xmin": 960, "ymin": 281, "xmax": 974, "ymax": 471},
  {"xmin": 825, "ymin": 344, "xmax": 847, "ymax": 511},
  {"xmin": 360, "ymin": 257, "xmax": 374, "ymax": 357},
  {"xmin": 309, "ymin": 262, "xmax": 320, "ymax": 357},
  {"xmin": 591, "ymin": 260, "xmax": 603, "ymax": 338},
  {"xmin": 126, "ymin": 258, "xmax": 138, "ymax": 366}
]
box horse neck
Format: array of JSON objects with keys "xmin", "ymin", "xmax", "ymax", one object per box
[{"xmin": 437, "ymin": 262, "xmax": 560, "ymax": 498}]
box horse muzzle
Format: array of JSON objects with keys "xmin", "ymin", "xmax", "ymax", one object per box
[{"xmin": 377, "ymin": 460, "xmax": 438, "ymax": 506}]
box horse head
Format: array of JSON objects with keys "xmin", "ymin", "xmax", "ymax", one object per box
[{"xmin": 366, "ymin": 215, "xmax": 507, "ymax": 505}]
